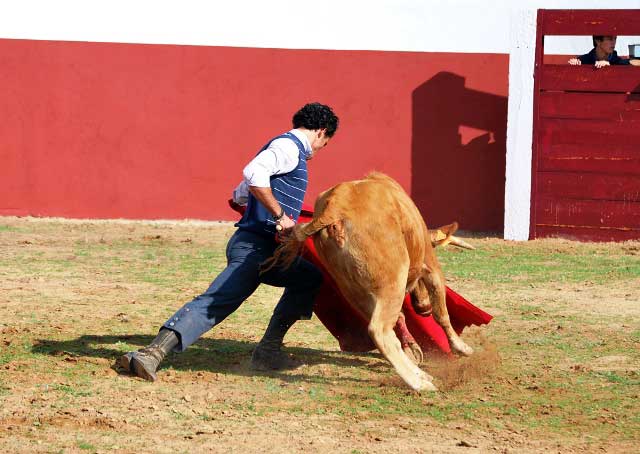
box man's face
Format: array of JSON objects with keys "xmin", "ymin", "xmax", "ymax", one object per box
[
  {"xmin": 308, "ymin": 129, "xmax": 331, "ymax": 158},
  {"xmin": 596, "ymin": 36, "xmax": 617, "ymax": 54}
]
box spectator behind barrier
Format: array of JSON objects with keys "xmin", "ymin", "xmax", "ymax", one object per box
[{"xmin": 568, "ymin": 36, "xmax": 633, "ymax": 69}]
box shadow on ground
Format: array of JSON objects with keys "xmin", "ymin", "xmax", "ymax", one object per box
[{"xmin": 32, "ymin": 334, "xmax": 385, "ymax": 385}]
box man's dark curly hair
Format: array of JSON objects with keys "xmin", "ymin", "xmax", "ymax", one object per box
[{"xmin": 292, "ymin": 103, "xmax": 339, "ymax": 137}]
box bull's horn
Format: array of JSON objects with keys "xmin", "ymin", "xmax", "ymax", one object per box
[
  {"xmin": 430, "ymin": 223, "xmax": 475, "ymax": 250},
  {"xmin": 447, "ymin": 235, "xmax": 475, "ymax": 250}
]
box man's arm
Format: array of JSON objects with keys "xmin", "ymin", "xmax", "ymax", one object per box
[
  {"xmin": 248, "ymin": 186, "xmax": 295, "ymax": 231},
  {"xmin": 241, "ymin": 137, "xmax": 300, "ymax": 231},
  {"xmin": 610, "ymin": 54, "xmax": 630, "ymax": 65}
]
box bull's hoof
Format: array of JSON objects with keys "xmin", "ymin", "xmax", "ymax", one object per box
[
  {"xmin": 411, "ymin": 376, "xmax": 438, "ymax": 392},
  {"xmin": 451, "ymin": 339, "xmax": 474, "ymax": 356},
  {"xmin": 403, "ymin": 369, "xmax": 437, "ymax": 392},
  {"xmin": 402, "ymin": 343, "xmax": 424, "ymax": 365},
  {"xmin": 417, "ymin": 381, "xmax": 438, "ymax": 392}
]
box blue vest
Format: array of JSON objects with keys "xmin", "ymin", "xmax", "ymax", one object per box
[{"xmin": 236, "ymin": 132, "xmax": 309, "ymax": 237}]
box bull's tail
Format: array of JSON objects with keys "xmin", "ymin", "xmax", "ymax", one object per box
[{"xmin": 260, "ymin": 214, "xmax": 338, "ymax": 273}]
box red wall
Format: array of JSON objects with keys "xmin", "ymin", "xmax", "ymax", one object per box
[{"xmin": 0, "ymin": 39, "xmax": 508, "ymax": 230}]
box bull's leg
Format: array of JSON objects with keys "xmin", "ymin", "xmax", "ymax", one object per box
[
  {"xmin": 367, "ymin": 291, "xmax": 436, "ymax": 392},
  {"xmin": 394, "ymin": 312, "xmax": 424, "ymax": 365},
  {"xmin": 424, "ymin": 270, "xmax": 473, "ymax": 356}
]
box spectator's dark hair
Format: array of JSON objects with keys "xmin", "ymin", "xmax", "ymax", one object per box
[
  {"xmin": 292, "ymin": 103, "xmax": 339, "ymax": 137},
  {"xmin": 592, "ymin": 35, "xmax": 616, "ymax": 47}
]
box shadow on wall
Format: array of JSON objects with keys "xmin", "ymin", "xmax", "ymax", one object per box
[{"xmin": 411, "ymin": 72, "xmax": 507, "ymax": 232}]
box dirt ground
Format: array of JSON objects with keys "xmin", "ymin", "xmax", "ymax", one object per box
[{"xmin": 1, "ymin": 216, "xmax": 639, "ymax": 453}]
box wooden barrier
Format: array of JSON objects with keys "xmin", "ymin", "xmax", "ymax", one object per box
[{"xmin": 530, "ymin": 9, "xmax": 640, "ymax": 241}]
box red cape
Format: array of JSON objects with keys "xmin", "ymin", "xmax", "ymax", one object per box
[{"xmin": 229, "ymin": 200, "xmax": 492, "ymax": 354}]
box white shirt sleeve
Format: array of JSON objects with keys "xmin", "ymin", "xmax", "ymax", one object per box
[
  {"xmin": 241, "ymin": 137, "xmax": 300, "ymax": 188},
  {"xmin": 232, "ymin": 180, "xmax": 250, "ymax": 206}
]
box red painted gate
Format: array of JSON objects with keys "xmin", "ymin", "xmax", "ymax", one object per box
[{"xmin": 530, "ymin": 9, "xmax": 640, "ymax": 241}]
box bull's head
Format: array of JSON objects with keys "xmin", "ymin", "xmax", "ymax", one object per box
[
  {"xmin": 410, "ymin": 223, "xmax": 474, "ymax": 317},
  {"xmin": 430, "ymin": 222, "xmax": 475, "ymax": 250}
]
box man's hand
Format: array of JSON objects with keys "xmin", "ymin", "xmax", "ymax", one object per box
[
  {"xmin": 595, "ymin": 60, "xmax": 610, "ymax": 69},
  {"xmin": 568, "ymin": 58, "xmax": 581, "ymax": 66},
  {"xmin": 246, "ymin": 185, "xmax": 297, "ymax": 235},
  {"xmin": 248, "ymin": 185, "xmax": 291, "ymax": 227},
  {"xmin": 277, "ymin": 214, "xmax": 295, "ymax": 232}
]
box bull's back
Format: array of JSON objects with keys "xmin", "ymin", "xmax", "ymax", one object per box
[
  {"xmin": 361, "ymin": 173, "xmax": 429, "ymax": 268},
  {"xmin": 311, "ymin": 173, "xmax": 428, "ymax": 298},
  {"xmin": 314, "ymin": 173, "xmax": 424, "ymax": 232}
]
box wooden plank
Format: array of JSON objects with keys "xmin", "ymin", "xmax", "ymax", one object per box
[
  {"xmin": 540, "ymin": 118, "xmax": 640, "ymax": 146},
  {"xmin": 539, "ymin": 9, "xmax": 640, "ymax": 35},
  {"xmin": 535, "ymin": 196, "xmax": 640, "ymax": 229},
  {"xmin": 538, "ymin": 149, "xmax": 640, "ymax": 174},
  {"xmin": 535, "ymin": 224, "xmax": 640, "ymax": 242},
  {"xmin": 536, "ymin": 172, "xmax": 640, "ymax": 201},
  {"xmin": 539, "ymin": 91, "xmax": 640, "ymax": 120},
  {"xmin": 537, "ymin": 118, "xmax": 640, "ymax": 173},
  {"xmin": 540, "ymin": 66, "xmax": 640, "ymax": 93}
]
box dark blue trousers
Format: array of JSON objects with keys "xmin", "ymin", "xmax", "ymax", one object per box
[{"xmin": 162, "ymin": 229, "xmax": 323, "ymax": 351}]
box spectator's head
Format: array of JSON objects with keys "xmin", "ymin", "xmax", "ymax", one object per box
[
  {"xmin": 593, "ymin": 35, "xmax": 617, "ymax": 54},
  {"xmin": 293, "ymin": 103, "xmax": 339, "ymax": 138}
]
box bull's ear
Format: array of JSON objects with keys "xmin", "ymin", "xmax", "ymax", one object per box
[
  {"xmin": 439, "ymin": 222, "xmax": 459, "ymax": 236},
  {"xmin": 430, "ymin": 222, "xmax": 458, "ymax": 247}
]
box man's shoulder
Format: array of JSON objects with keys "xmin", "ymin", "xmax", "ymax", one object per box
[
  {"xmin": 262, "ymin": 133, "xmax": 302, "ymax": 170},
  {"xmin": 269, "ymin": 135, "xmax": 300, "ymax": 151},
  {"xmin": 578, "ymin": 49, "xmax": 597, "ymax": 64},
  {"xmin": 268, "ymin": 131, "xmax": 306, "ymax": 154},
  {"xmin": 610, "ymin": 51, "xmax": 630, "ymax": 65}
]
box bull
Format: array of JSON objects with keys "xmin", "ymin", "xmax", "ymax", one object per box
[{"xmin": 265, "ymin": 172, "xmax": 474, "ymax": 392}]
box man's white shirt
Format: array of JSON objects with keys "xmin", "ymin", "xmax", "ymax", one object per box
[{"xmin": 232, "ymin": 129, "xmax": 312, "ymax": 206}]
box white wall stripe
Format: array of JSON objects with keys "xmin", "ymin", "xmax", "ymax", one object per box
[
  {"xmin": 2, "ymin": 1, "xmax": 638, "ymax": 53},
  {"xmin": 505, "ymin": 9, "xmax": 537, "ymax": 241}
]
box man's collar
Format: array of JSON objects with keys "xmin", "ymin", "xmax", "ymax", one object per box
[{"xmin": 289, "ymin": 129, "xmax": 313, "ymax": 158}]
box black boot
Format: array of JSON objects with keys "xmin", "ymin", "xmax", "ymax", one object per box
[
  {"xmin": 119, "ymin": 328, "xmax": 179, "ymax": 381},
  {"xmin": 251, "ymin": 314, "xmax": 299, "ymax": 371}
]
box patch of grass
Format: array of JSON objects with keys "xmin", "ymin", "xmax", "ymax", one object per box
[
  {"xmin": 0, "ymin": 353, "xmax": 14, "ymax": 367},
  {"xmin": 3, "ymin": 218, "xmax": 640, "ymax": 451},
  {"xmin": 53, "ymin": 383, "xmax": 93, "ymax": 397},
  {"xmin": 170, "ymin": 409, "xmax": 187, "ymax": 420},
  {"xmin": 594, "ymin": 371, "xmax": 640, "ymax": 386},
  {"xmin": 77, "ymin": 440, "xmax": 96, "ymax": 451},
  {"xmin": 439, "ymin": 242, "xmax": 640, "ymax": 285}
]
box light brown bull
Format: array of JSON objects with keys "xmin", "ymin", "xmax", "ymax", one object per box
[{"xmin": 267, "ymin": 172, "xmax": 473, "ymax": 391}]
